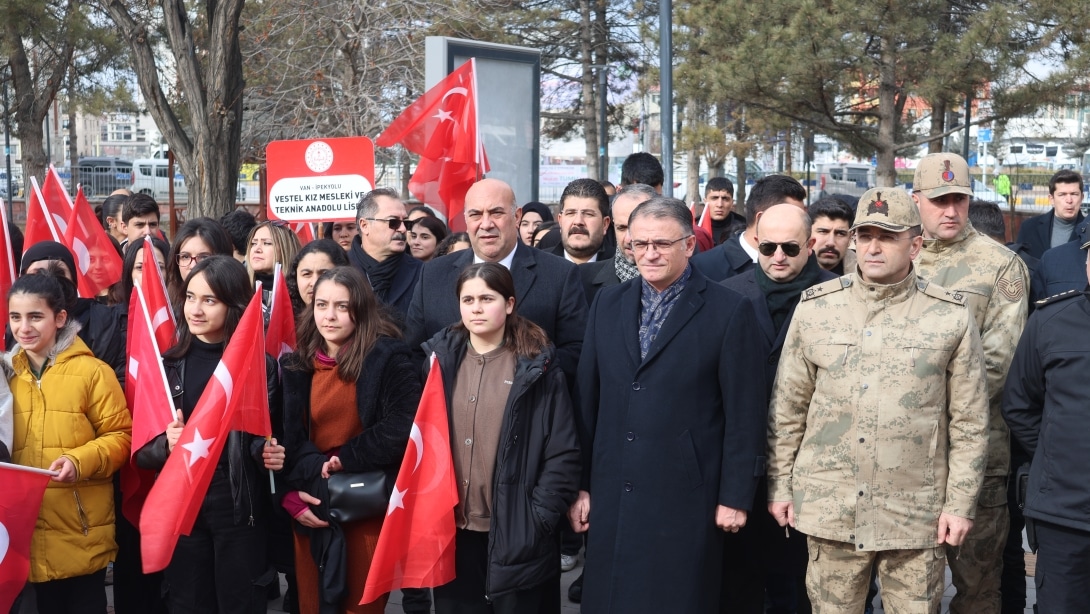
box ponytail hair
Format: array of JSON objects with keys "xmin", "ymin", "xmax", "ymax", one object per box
[{"xmin": 454, "ymin": 262, "xmax": 548, "ymax": 359}]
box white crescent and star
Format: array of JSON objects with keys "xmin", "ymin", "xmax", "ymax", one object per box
[
  {"xmin": 386, "ymin": 485, "xmax": 406, "ymax": 517},
  {"xmin": 409, "ymin": 424, "xmax": 423, "ymax": 473},
  {"xmin": 182, "ymin": 428, "xmax": 215, "ymax": 468}
]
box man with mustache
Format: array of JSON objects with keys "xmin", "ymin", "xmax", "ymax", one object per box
[
  {"xmin": 348, "ymin": 187, "xmax": 423, "ymax": 324},
  {"xmin": 549, "ymin": 178, "xmax": 614, "ymax": 264},
  {"xmin": 808, "ymin": 196, "xmax": 856, "ymax": 275}
]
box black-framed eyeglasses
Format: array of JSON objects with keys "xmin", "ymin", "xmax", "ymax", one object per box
[
  {"xmin": 630, "ymin": 236, "xmax": 690, "ymax": 253},
  {"xmin": 177, "ymin": 253, "xmax": 211, "ymax": 266},
  {"xmin": 757, "ymin": 241, "xmax": 802, "ymax": 257},
  {"xmin": 366, "ymin": 217, "xmax": 415, "ymax": 232}
]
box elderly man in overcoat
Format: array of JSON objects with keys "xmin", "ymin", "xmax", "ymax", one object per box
[{"xmin": 570, "ymin": 196, "xmax": 769, "ymax": 613}]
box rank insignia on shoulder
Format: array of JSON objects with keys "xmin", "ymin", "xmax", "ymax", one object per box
[
  {"xmin": 801, "ymin": 276, "xmax": 850, "ymax": 301},
  {"xmin": 918, "ymin": 279, "xmax": 965, "ymax": 305},
  {"xmin": 1035, "ymin": 289, "xmax": 1081, "ymax": 308}
]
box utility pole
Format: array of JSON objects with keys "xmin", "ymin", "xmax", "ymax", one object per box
[{"xmin": 659, "ymin": 1, "xmax": 672, "ymax": 196}]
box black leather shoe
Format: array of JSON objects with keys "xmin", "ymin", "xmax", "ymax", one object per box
[{"xmin": 568, "ymin": 571, "xmax": 583, "ymax": 603}]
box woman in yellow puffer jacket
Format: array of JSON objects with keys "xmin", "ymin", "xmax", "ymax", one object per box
[{"xmin": 7, "ymin": 266, "xmax": 132, "ymax": 613}]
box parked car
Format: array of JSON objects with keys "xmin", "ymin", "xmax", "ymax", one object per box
[
  {"xmin": 814, "ymin": 163, "xmax": 875, "ymax": 200},
  {"xmin": 131, "ymin": 158, "xmax": 187, "ymax": 201}
]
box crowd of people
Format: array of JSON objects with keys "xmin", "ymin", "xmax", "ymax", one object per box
[{"xmin": 1, "ymin": 149, "xmax": 1086, "ymax": 614}]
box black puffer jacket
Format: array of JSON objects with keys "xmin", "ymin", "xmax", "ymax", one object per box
[
  {"xmin": 135, "ymin": 352, "xmax": 281, "ymax": 526},
  {"xmin": 423, "ymin": 327, "xmax": 580, "ymax": 599}
]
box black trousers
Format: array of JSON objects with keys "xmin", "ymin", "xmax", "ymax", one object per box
[
  {"xmin": 163, "ymin": 468, "xmax": 273, "ymax": 614},
  {"xmin": 1033, "ymin": 519, "xmax": 1090, "ymax": 614},
  {"xmin": 1001, "ymin": 461, "xmax": 1029, "ymax": 614},
  {"xmin": 33, "ymin": 568, "xmax": 108, "ymax": 614},
  {"xmin": 112, "ymin": 474, "xmax": 167, "ymax": 614},
  {"xmin": 433, "ymin": 529, "xmax": 560, "ymax": 614}
]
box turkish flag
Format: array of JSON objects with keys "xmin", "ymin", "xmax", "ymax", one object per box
[
  {"xmin": 121, "ymin": 285, "xmax": 177, "ymax": 525},
  {"xmin": 0, "ymin": 198, "xmax": 16, "ymax": 351},
  {"xmin": 136, "ymin": 237, "xmax": 176, "ymax": 352},
  {"xmin": 140, "ymin": 292, "xmax": 272, "ymax": 573},
  {"xmin": 360, "ymin": 357, "xmax": 457, "ymax": 604},
  {"xmin": 64, "ymin": 187, "xmax": 123, "ymax": 297},
  {"xmin": 42, "ymin": 165, "xmax": 74, "ymax": 212},
  {"xmin": 23, "ymin": 176, "xmax": 63, "ymax": 251},
  {"xmin": 376, "ymin": 58, "xmax": 489, "ymax": 230},
  {"xmin": 0, "ymin": 462, "xmax": 52, "ymax": 612},
  {"xmin": 290, "ymin": 222, "xmax": 316, "ymax": 246},
  {"xmin": 265, "ymin": 264, "xmax": 296, "ymax": 363}
]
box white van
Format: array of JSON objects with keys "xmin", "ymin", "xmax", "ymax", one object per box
[{"xmin": 131, "ymin": 158, "xmax": 188, "ymax": 201}]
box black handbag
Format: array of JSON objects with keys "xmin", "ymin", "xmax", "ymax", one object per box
[{"xmin": 325, "ymin": 470, "xmax": 391, "ymax": 523}]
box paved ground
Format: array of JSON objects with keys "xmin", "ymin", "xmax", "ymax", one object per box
[{"xmin": 17, "ymin": 550, "xmax": 1038, "ymax": 613}]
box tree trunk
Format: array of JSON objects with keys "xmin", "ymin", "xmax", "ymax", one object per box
[
  {"xmin": 67, "ymin": 65, "xmax": 79, "ymax": 190},
  {"xmin": 875, "ymin": 39, "xmax": 898, "ymax": 187},
  {"xmin": 106, "ymin": 0, "xmax": 244, "ymax": 219},
  {"xmin": 784, "ymin": 124, "xmax": 793, "ymax": 174},
  {"xmin": 579, "ymin": 0, "xmax": 598, "ymax": 181},
  {"xmin": 735, "ymin": 149, "xmax": 747, "ymax": 207},
  {"xmin": 594, "ymin": 0, "xmax": 608, "ymax": 180},
  {"xmin": 6, "ymin": 22, "xmax": 70, "ymax": 190},
  {"xmin": 684, "ymin": 97, "xmax": 700, "ymax": 204},
  {"xmin": 928, "ymin": 98, "xmax": 947, "ymax": 154}
]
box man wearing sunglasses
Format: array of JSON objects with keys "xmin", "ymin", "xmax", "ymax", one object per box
[
  {"xmin": 721, "ymin": 203, "xmax": 837, "ymax": 612},
  {"xmin": 348, "ymin": 187, "xmax": 424, "ymax": 324},
  {"xmin": 768, "ymin": 188, "xmax": 988, "ymax": 613}
]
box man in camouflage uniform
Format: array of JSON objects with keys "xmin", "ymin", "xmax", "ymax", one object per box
[
  {"xmin": 912, "ymin": 152, "xmax": 1029, "ymax": 614},
  {"xmin": 768, "ymin": 187, "xmax": 989, "ymax": 613}
]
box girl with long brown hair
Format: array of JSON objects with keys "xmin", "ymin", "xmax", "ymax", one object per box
[
  {"xmin": 279, "ymin": 266, "xmax": 420, "ymax": 613},
  {"xmin": 421, "ymin": 262, "xmax": 579, "ymax": 614}
]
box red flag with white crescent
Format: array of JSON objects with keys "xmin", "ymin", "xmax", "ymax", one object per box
[
  {"xmin": 377, "ymin": 58, "xmax": 489, "ymax": 230},
  {"xmin": 290, "ymin": 222, "xmax": 316, "ymax": 246},
  {"xmin": 64, "ymin": 187, "xmax": 123, "ymax": 297},
  {"xmin": 360, "ymin": 355, "xmax": 457, "ymax": 603},
  {"xmin": 265, "ymin": 264, "xmax": 296, "ymax": 362},
  {"xmin": 0, "ymin": 198, "xmax": 15, "ymax": 350},
  {"xmin": 121, "ymin": 285, "xmax": 177, "ymax": 525},
  {"xmin": 0, "ymin": 462, "xmax": 52, "ymax": 612},
  {"xmin": 23, "ymin": 176, "xmax": 63, "ymax": 251},
  {"xmin": 140, "ymin": 292, "xmax": 271, "ymax": 572},
  {"xmin": 137, "ymin": 237, "xmax": 176, "ymax": 352}
]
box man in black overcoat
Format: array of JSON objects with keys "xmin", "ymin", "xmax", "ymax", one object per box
[{"xmin": 570, "ymin": 196, "xmax": 769, "ymax": 613}]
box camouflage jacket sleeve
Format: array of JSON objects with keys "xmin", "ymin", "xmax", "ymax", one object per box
[
  {"xmin": 982, "ymin": 255, "xmax": 1028, "ymax": 408},
  {"xmin": 942, "ymin": 313, "xmax": 990, "ymax": 519},
  {"xmin": 766, "ymin": 308, "xmax": 816, "ymax": 503}
]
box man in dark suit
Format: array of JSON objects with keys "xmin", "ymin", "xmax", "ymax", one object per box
[
  {"xmin": 1014, "ymin": 169, "xmax": 1085, "ymax": 259},
  {"xmin": 1031, "ymin": 216, "xmax": 1090, "ymax": 302},
  {"xmin": 404, "ymin": 178, "xmax": 587, "ymax": 380},
  {"xmin": 570, "ymin": 196, "xmax": 768, "ymax": 613},
  {"xmin": 347, "ymin": 188, "xmax": 423, "ymax": 323},
  {"xmin": 691, "ymin": 174, "xmax": 807, "ymax": 282},
  {"xmin": 578, "ymin": 183, "xmax": 656, "ymax": 304},
  {"xmin": 721, "ymin": 204, "xmax": 835, "ymax": 613},
  {"xmin": 549, "ymin": 178, "xmax": 614, "ymax": 264}
]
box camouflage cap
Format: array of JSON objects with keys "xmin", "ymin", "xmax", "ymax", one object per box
[
  {"xmin": 852, "ymin": 188, "xmax": 921, "ymax": 232},
  {"xmin": 913, "ymin": 152, "xmax": 972, "ymax": 198}
]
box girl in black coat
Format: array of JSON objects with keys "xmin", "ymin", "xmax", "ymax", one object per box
[
  {"xmin": 279, "ymin": 266, "xmax": 420, "ymax": 614},
  {"xmin": 135, "ymin": 256, "xmax": 285, "ymax": 613},
  {"xmin": 422, "ymin": 262, "xmax": 580, "ymax": 614}
]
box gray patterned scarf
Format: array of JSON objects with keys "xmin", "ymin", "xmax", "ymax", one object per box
[
  {"xmin": 614, "ymin": 255, "xmax": 640, "ymax": 283},
  {"xmin": 638, "ymin": 264, "xmax": 692, "ymax": 359}
]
